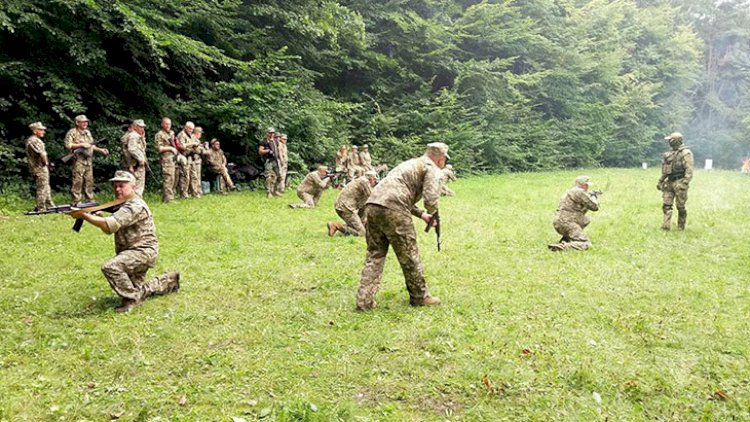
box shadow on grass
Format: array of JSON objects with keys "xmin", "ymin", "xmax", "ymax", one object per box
[{"xmin": 52, "ymin": 296, "xmax": 121, "ymax": 318}]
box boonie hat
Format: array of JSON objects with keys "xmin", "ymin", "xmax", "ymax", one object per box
[{"xmin": 426, "ymin": 142, "xmax": 450, "ymax": 159}]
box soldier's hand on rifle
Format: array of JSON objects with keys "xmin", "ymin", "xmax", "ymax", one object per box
[
  {"xmin": 68, "ymin": 209, "xmax": 85, "ymax": 219},
  {"xmin": 98, "ymin": 147, "xmax": 110, "ymax": 155},
  {"xmin": 656, "ymin": 181, "xmax": 663, "ymax": 191},
  {"xmin": 421, "ymin": 212, "xmax": 436, "ymax": 226}
]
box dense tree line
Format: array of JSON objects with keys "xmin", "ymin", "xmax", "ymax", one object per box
[{"xmin": 0, "ymin": 0, "xmax": 747, "ymax": 192}]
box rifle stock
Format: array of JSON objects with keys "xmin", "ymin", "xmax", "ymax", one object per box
[{"xmin": 61, "ymin": 138, "xmax": 106, "ymax": 163}]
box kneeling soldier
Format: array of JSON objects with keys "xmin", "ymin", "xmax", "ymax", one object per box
[
  {"xmin": 289, "ymin": 165, "xmax": 332, "ymax": 208},
  {"xmin": 329, "ymin": 171, "xmax": 378, "ymax": 236},
  {"xmin": 548, "ymin": 175, "xmax": 599, "ymax": 251}
]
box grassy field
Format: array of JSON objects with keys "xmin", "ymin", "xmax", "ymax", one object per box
[{"xmin": 1, "ymin": 168, "xmax": 749, "ymax": 421}]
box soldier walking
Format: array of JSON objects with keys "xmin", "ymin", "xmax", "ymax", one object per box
[
  {"xmin": 328, "ymin": 171, "xmax": 378, "ymax": 236},
  {"xmin": 355, "ymin": 142, "xmax": 448, "ymax": 311},
  {"xmin": 548, "ymin": 176, "xmax": 599, "ymax": 251},
  {"xmin": 25, "ymin": 122, "xmax": 55, "ymax": 211},
  {"xmin": 657, "ymin": 132, "xmax": 694, "ymax": 230},
  {"xmin": 64, "ymin": 115, "xmax": 109, "ymax": 204}
]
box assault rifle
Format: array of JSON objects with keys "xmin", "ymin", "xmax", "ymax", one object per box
[
  {"xmin": 590, "ymin": 190, "xmax": 604, "ymax": 199},
  {"xmin": 424, "ymin": 210, "xmax": 441, "ymax": 252},
  {"xmin": 61, "ymin": 138, "xmax": 106, "ymax": 163},
  {"xmin": 24, "ymin": 198, "xmax": 126, "ymax": 232}
]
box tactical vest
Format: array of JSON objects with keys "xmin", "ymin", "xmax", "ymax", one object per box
[{"xmin": 661, "ymin": 147, "xmax": 688, "ymax": 180}]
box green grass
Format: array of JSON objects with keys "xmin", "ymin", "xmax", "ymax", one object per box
[{"xmin": 1, "ymin": 168, "xmax": 749, "ymax": 421}]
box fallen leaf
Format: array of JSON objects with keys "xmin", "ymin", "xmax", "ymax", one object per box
[
  {"xmin": 521, "ymin": 348, "xmax": 531, "ymax": 356},
  {"xmin": 713, "ymin": 390, "xmax": 729, "ymax": 401},
  {"xmin": 110, "ymin": 410, "xmax": 125, "ymax": 419},
  {"xmin": 87, "ymin": 382, "xmax": 97, "ymax": 389},
  {"xmin": 482, "ymin": 374, "xmax": 493, "ymax": 392},
  {"xmin": 178, "ymin": 395, "xmax": 187, "ymax": 406},
  {"xmin": 328, "ymin": 320, "xmax": 335, "ymax": 326}
]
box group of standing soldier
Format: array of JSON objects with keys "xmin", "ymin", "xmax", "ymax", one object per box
[{"xmin": 336, "ymin": 144, "xmax": 374, "ymax": 180}]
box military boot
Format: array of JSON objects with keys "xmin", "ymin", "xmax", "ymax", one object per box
[
  {"xmin": 115, "ymin": 297, "xmax": 143, "ymax": 313},
  {"xmin": 165, "ymin": 271, "xmax": 181, "ymax": 293},
  {"xmin": 661, "ymin": 205, "xmax": 673, "ymax": 231},
  {"xmin": 327, "ymin": 222, "xmax": 338, "ymax": 237},
  {"xmin": 677, "ymin": 209, "xmax": 687, "ymax": 230},
  {"xmin": 410, "ymin": 295, "xmax": 441, "ymax": 307}
]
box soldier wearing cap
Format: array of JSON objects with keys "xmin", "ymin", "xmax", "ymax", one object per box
[
  {"xmin": 68, "ymin": 170, "xmax": 180, "ymax": 313},
  {"xmin": 348, "ymin": 145, "xmax": 363, "ymax": 179},
  {"xmin": 26, "ymin": 122, "xmax": 56, "ymax": 211},
  {"xmin": 335, "ymin": 145, "xmax": 349, "ymax": 174},
  {"xmin": 657, "ymin": 132, "xmax": 694, "ymax": 230},
  {"xmin": 174, "ymin": 121, "xmax": 194, "ymax": 199},
  {"xmin": 440, "ymin": 164, "xmax": 457, "ymax": 197},
  {"xmin": 258, "ymin": 127, "xmax": 281, "ymax": 198},
  {"xmin": 123, "ymin": 119, "xmax": 148, "ymax": 196},
  {"xmin": 154, "ymin": 117, "xmax": 178, "ymax": 202},
  {"xmin": 355, "ymin": 142, "xmax": 448, "ymax": 311},
  {"xmin": 276, "ymin": 133, "xmax": 289, "ymax": 193},
  {"xmin": 64, "ymin": 115, "xmax": 109, "ymax": 204},
  {"xmin": 289, "ymin": 165, "xmax": 333, "ymax": 208},
  {"xmin": 359, "ymin": 144, "xmax": 373, "ymax": 171},
  {"xmin": 205, "ymin": 138, "xmax": 236, "ymax": 193},
  {"xmin": 328, "ymin": 170, "xmax": 378, "ymax": 237},
  {"xmin": 185, "ymin": 126, "xmax": 208, "ymax": 198},
  {"xmin": 548, "ymin": 176, "xmax": 599, "ymax": 252}
]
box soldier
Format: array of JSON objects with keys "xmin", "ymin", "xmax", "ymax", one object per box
[
  {"xmin": 277, "ymin": 133, "xmax": 289, "ymax": 193},
  {"xmin": 289, "ymin": 165, "xmax": 333, "ymax": 208},
  {"xmin": 185, "ymin": 126, "xmax": 207, "ymax": 198},
  {"xmin": 258, "ymin": 127, "xmax": 281, "ymax": 198},
  {"xmin": 657, "ymin": 132, "xmax": 694, "ymax": 230},
  {"xmin": 68, "ymin": 171, "xmax": 180, "ymax": 313},
  {"xmin": 205, "ymin": 139, "xmax": 236, "ymax": 193},
  {"xmin": 328, "ymin": 170, "xmax": 378, "ymax": 237},
  {"xmin": 64, "ymin": 115, "xmax": 109, "ymax": 204},
  {"xmin": 547, "ymin": 176, "xmax": 599, "ymax": 252},
  {"xmin": 123, "ymin": 119, "xmax": 148, "ymax": 196},
  {"xmin": 440, "ymin": 164, "xmax": 457, "ymax": 196},
  {"xmin": 175, "ymin": 121, "xmax": 194, "ymax": 199},
  {"xmin": 348, "ymin": 145, "xmax": 363, "ymax": 179},
  {"xmin": 359, "ymin": 144, "xmax": 373, "ymax": 171},
  {"xmin": 335, "ymin": 145, "xmax": 349, "ymax": 174},
  {"xmin": 355, "ymin": 142, "xmax": 448, "ymax": 311},
  {"xmin": 154, "ymin": 117, "xmax": 178, "ymax": 202},
  {"xmin": 25, "ymin": 122, "xmax": 56, "ymax": 211}
]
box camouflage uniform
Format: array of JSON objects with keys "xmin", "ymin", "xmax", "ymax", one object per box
[
  {"xmin": 175, "ymin": 130, "xmax": 191, "ymax": 198},
  {"xmin": 334, "ymin": 175, "xmax": 373, "ymax": 236},
  {"xmin": 101, "ymin": 195, "xmax": 178, "ymax": 301},
  {"xmin": 276, "ymin": 138, "xmax": 288, "ymax": 193},
  {"xmin": 64, "ymin": 127, "xmax": 96, "ymax": 203},
  {"xmin": 658, "ymin": 133, "xmax": 694, "ymax": 230},
  {"xmin": 335, "ymin": 148, "xmax": 349, "ymax": 173},
  {"xmin": 440, "ymin": 165, "xmax": 456, "ymax": 196},
  {"xmin": 183, "ymin": 136, "xmax": 205, "ymax": 198},
  {"xmin": 119, "ymin": 130, "xmax": 133, "ymax": 171},
  {"xmin": 356, "ymin": 154, "xmax": 442, "ymax": 310},
  {"xmin": 124, "ymin": 131, "xmax": 147, "ymax": 195},
  {"xmin": 205, "ymin": 147, "xmax": 235, "ymax": 193},
  {"xmin": 549, "ymin": 184, "xmax": 599, "ymax": 251},
  {"xmin": 348, "ymin": 147, "xmax": 363, "ymax": 179},
  {"xmin": 154, "ymin": 129, "xmax": 176, "ymax": 202},
  {"xmin": 26, "ymin": 134, "xmax": 55, "ymax": 211},
  {"xmin": 290, "ymin": 170, "xmax": 331, "ymax": 208},
  {"xmin": 260, "ymin": 138, "xmax": 281, "ymax": 196},
  {"xmin": 359, "ymin": 146, "xmax": 373, "ymax": 171}
]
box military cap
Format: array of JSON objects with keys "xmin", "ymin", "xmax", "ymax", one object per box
[
  {"xmin": 211, "ymin": 138, "xmax": 220, "ymax": 145},
  {"xmin": 426, "ymin": 142, "xmax": 450, "ymax": 159},
  {"xmin": 364, "ymin": 170, "xmax": 378, "ymax": 178},
  {"xmin": 351, "ymin": 145, "xmax": 359, "ymax": 149},
  {"xmin": 74, "ymin": 115, "xmax": 89, "ymax": 123},
  {"xmin": 575, "ymin": 175, "xmax": 592, "ymax": 186},
  {"xmin": 29, "ymin": 122, "xmax": 47, "ymax": 131},
  {"xmin": 132, "ymin": 119, "xmax": 146, "ymax": 128},
  {"xmin": 362, "ymin": 144, "xmax": 369, "ymax": 148},
  {"xmin": 266, "ymin": 127, "xmax": 276, "ymax": 133},
  {"xmin": 317, "ymin": 165, "xmax": 329, "ymax": 171},
  {"xmin": 109, "ymin": 170, "xmax": 136, "ymax": 184},
  {"xmin": 664, "ymin": 132, "xmax": 683, "ymax": 141}
]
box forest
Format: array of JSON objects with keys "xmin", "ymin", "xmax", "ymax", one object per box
[{"xmin": 1, "ymin": 0, "xmax": 749, "ymax": 189}]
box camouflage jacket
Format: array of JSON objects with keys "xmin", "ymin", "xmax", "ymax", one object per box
[
  {"xmin": 554, "ymin": 187, "xmax": 599, "ymax": 227},
  {"xmin": 359, "ymin": 151, "xmax": 372, "ymax": 169},
  {"xmin": 205, "ymin": 149, "xmax": 227, "ymax": 172},
  {"xmin": 335, "ymin": 175, "xmax": 373, "ymax": 212},
  {"xmin": 26, "ymin": 135, "xmax": 47, "ymax": 171},
  {"xmin": 104, "ymin": 196, "xmax": 159, "ymax": 255},
  {"xmin": 124, "ymin": 131, "xmax": 146, "ymax": 167},
  {"xmin": 297, "ymin": 171, "xmax": 331, "ymax": 195},
  {"xmin": 348, "ymin": 151, "xmax": 362, "ymax": 167},
  {"xmin": 154, "ymin": 129, "xmax": 175, "ymax": 159},
  {"xmin": 176, "ymin": 130, "xmax": 192, "ymax": 156},
  {"xmin": 64, "ymin": 128, "xmax": 94, "ymax": 162},
  {"xmin": 367, "ymin": 155, "xmax": 441, "ymax": 217},
  {"xmin": 278, "ymin": 141, "xmax": 288, "ymax": 164},
  {"xmin": 335, "ymin": 151, "xmax": 349, "ymax": 171},
  {"xmin": 659, "ymin": 145, "xmax": 694, "ymax": 184}
]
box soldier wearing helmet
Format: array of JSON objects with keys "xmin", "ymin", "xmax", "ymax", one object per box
[{"xmin": 657, "ymin": 132, "xmax": 694, "ymax": 230}]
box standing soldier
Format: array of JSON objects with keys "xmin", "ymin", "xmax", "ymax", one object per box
[
  {"xmin": 25, "ymin": 122, "xmax": 55, "ymax": 211},
  {"xmin": 355, "ymin": 142, "xmax": 448, "ymax": 311},
  {"xmin": 277, "ymin": 133, "xmax": 289, "ymax": 193},
  {"xmin": 359, "ymin": 144, "xmax": 373, "ymax": 171},
  {"xmin": 440, "ymin": 164, "xmax": 457, "ymax": 196},
  {"xmin": 547, "ymin": 176, "xmax": 599, "ymax": 251},
  {"xmin": 154, "ymin": 117, "xmax": 178, "ymax": 202},
  {"xmin": 289, "ymin": 165, "xmax": 333, "ymax": 208},
  {"xmin": 175, "ymin": 121, "xmax": 194, "ymax": 199},
  {"xmin": 258, "ymin": 127, "xmax": 281, "ymax": 198},
  {"xmin": 348, "ymin": 145, "xmax": 362, "ymax": 180},
  {"xmin": 185, "ymin": 126, "xmax": 207, "ymax": 198},
  {"xmin": 124, "ymin": 119, "xmax": 148, "ymax": 196},
  {"xmin": 64, "ymin": 115, "xmax": 109, "ymax": 205},
  {"xmin": 205, "ymin": 139, "xmax": 236, "ymax": 193},
  {"xmin": 119, "ymin": 123, "xmax": 133, "ymax": 171},
  {"xmin": 68, "ymin": 171, "xmax": 180, "ymax": 313},
  {"xmin": 335, "ymin": 145, "xmax": 349, "ymax": 175},
  {"xmin": 657, "ymin": 132, "xmax": 694, "ymax": 230},
  {"xmin": 328, "ymin": 170, "xmax": 378, "ymax": 237}
]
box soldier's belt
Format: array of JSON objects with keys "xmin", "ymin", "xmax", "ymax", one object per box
[{"xmin": 667, "ymin": 173, "xmax": 685, "ymax": 181}]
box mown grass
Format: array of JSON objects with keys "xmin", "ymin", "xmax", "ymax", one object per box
[{"xmin": 1, "ymin": 168, "xmax": 749, "ymax": 421}]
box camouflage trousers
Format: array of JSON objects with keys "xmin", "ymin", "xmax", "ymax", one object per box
[
  {"xmin": 335, "ymin": 206, "xmax": 366, "ymax": 236},
  {"xmin": 356, "ymin": 205, "xmax": 429, "ymax": 309},
  {"xmin": 31, "ymin": 167, "xmax": 55, "ymax": 211},
  {"xmin": 189, "ymin": 157, "xmax": 202, "ymax": 198},
  {"xmin": 101, "ymin": 249, "xmax": 176, "ymax": 301},
  {"xmin": 662, "ymin": 179, "xmax": 689, "ymax": 230},
  {"xmin": 160, "ymin": 158, "xmax": 176, "ymax": 202},
  {"xmin": 289, "ymin": 190, "xmax": 321, "ymax": 208},
  {"xmin": 277, "ymin": 162, "xmax": 288, "ymax": 193},
  {"xmin": 552, "ymin": 217, "xmax": 591, "ymax": 251},
  {"xmin": 176, "ymin": 156, "xmax": 190, "ymax": 198},
  {"xmin": 210, "ymin": 166, "xmax": 235, "ymax": 193},
  {"xmin": 264, "ymin": 160, "xmax": 280, "ymax": 195},
  {"xmin": 133, "ymin": 165, "xmax": 146, "ymax": 196},
  {"xmin": 71, "ymin": 158, "xmax": 95, "ymax": 203}
]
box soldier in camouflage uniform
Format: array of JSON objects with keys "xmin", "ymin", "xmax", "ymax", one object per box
[
  {"xmin": 205, "ymin": 139, "xmax": 236, "ymax": 193},
  {"xmin": 175, "ymin": 121, "xmax": 194, "ymax": 199},
  {"xmin": 186, "ymin": 126, "xmax": 208, "ymax": 198},
  {"xmin": 355, "ymin": 142, "xmax": 448, "ymax": 311},
  {"xmin": 154, "ymin": 117, "xmax": 178, "ymax": 202},
  {"xmin": 289, "ymin": 165, "xmax": 332, "ymax": 208},
  {"xmin": 258, "ymin": 127, "xmax": 281, "ymax": 198},
  {"xmin": 25, "ymin": 122, "xmax": 55, "ymax": 211},
  {"xmin": 335, "ymin": 145, "xmax": 349, "ymax": 174},
  {"xmin": 348, "ymin": 145, "xmax": 363, "ymax": 180},
  {"xmin": 69, "ymin": 171, "xmax": 180, "ymax": 313},
  {"xmin": 277, "ymin": 133, "xmax": 289, "ymax": 193},
  {"xmin": 123, "ymin": 119, "xmax": 148, "ymax": 196},
  {"xmin": 440, "ymin": 164, "xmax": 457, "ymax": 197},
  {"xmin": 328, "ymin": 170, "xmax": 378, "ymax": 236},
  {"xmin": 64, "ymin": 115, "xmax": 109, "ymax": 204},
  {"xmin": 548, "ymin": 176, "xmax": 600, "ymax": 252},
  {"xmin": 657, "ymin": 132, "xmax": 694, "ymax": 230},
  {"xmin": 359, "ymin": 144, "xmax": 373, "ymax": 171}
]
